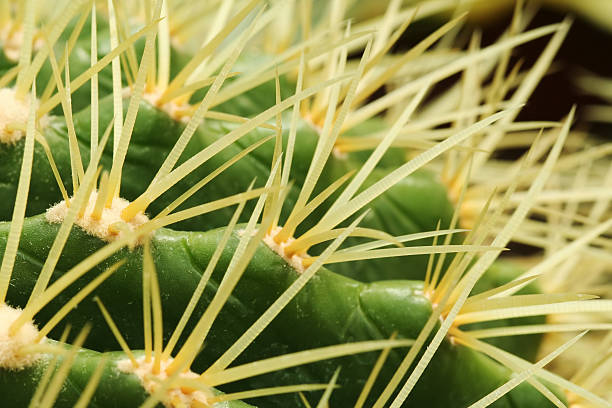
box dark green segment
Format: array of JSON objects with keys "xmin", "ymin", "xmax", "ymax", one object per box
[
  {"xmin": 0, "ymin": 348, "xmax": 150, "ymax": 408},
  {"xmin": 51, "ymin": 25, "xmax": 292, "ymax": 116},
  {"xmin": 0, "ymin": 44, "xmax": 15, "ymax": 71},
  {"xmin": 0, "ymin": 18, "xmax": 189, "ymax": 114},
  {"xmin": 1, "ymin": 216, "xmax": 562, "ymax": 407},
  {"xmin": 0, "ymin": 343, "xmax": 253, "ymax": 408},
  {"xmin": 0, "ymin": 94, "xmax": 277, "ymax": 230},
  {"xmin": 0, "ymin": 71, "xmax": 542, "ymax": 368},
  {"xmin": 468, "ymin": 260, "xmax": 546, "ymax": 362},
  {"xmin": 0, "ymin": 14, "xmax": 555, "ymax": 408},
  {"xmin": 1, "ymin": 92, "xmax": 441, "ymax": 240},
  {"xmin": 1, "ymin": 35, "xmax": 458, "ymax": 277},
  {"xmin": 320, "ymin": 164, "xmax": 456, "ymax": 281},
  {"xmin": 411, "ymin": 339, "xmax": 564, "ymax": 408},
  {"xmin": 39, "ymin": 29, "xmax": 192, "ymax": 114},
  {"xmin": 0, "ymin": 122, "xmax": 73, "ymax": 218},
  {"xmin": 0, "ymin": 20, "xmax": 290, "ymax": 116},
  {"xmin": 204, "ymin": 113, "xmax": 459, "ymax": 282},
  {"xmin": 194, "ymin": 112, "xmax": 458, "ymax": 281}
]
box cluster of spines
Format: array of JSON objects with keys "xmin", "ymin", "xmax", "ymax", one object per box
[{"xmin": 0, "ymin": 0, "xmax": 610, "ymax": 407}]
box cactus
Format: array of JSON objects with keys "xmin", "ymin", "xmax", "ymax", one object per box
[{"xmin": 0, "ymin": 1, "xmax": 610, "ymax": 407}]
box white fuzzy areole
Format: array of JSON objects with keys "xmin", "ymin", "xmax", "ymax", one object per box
[
  {"xmin": 302, "ymin": 112, "xmax": 347, "ymax": 159},
  {"xmin": 0, "ymin": 88, "xmax": 38, "ymax": 144},
  {"xmin": 137, "ymin": 88, "xmax": 192, "ymax": 123},
  {"xmin": 0, "ymin": 304, "xmax": 44, "ymax": 370},
  {"xmin": 262, "ymin": 226, "xmax": 307, "ymax": 273},
  {"xmin": 332, "ymin": 146, "xmax": 349, "ymax": 159},
  {"xmin": 0, "ymin": 25, "xmax": 43, "ymax": 62},
  {"xmin": 117, "ymin": 357, "xmax": 213, "ymax": 408},
  {"xmin": 45, "ymin": 191, "xmax": 149, "ymax": 243}
]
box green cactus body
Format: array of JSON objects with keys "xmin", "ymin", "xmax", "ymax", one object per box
[
  {"xmin": 46, "ymin": 28, "xmax": 192, "ymax": 114},
  {"xmin": 0, "ymin": 341, "xmax": 253, "ymax": 408},
  {"xmin": 0, "ymin": 215, "xmax": 563, "ymax": 407},
  {"xmin": 0, "ymin": 3, "xmax": 605, "ymax": 407},
  {"xmin": 0, "ymin": 18, "xmax": 190, "ymax": 114},
  {"xmin": 0, "ymin": 11, "xmax": 458, "ymax": 282},
  {"xmin": 0, "ymin": 95, "xmax": 227, "ymax": 230},
  {"xmin": 55, "ymin": 20, "xmax": 289, "ymax": 116},
  {"xmin": 467, "ymin": 261, "xmax": 546, "ymax": 363},
  {"xmin": 0, "ymin": 92, "xmax": 454, "ymax": 258},
  {"xmin": 0, "ymin": 87, "xmax": 543, "ymax": 365}
]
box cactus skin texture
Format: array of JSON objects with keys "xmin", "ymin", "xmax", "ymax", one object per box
[
  {"xmin": 0, "ymin": 2, "xmax": 608, "ymax": 408},
  {"xmin": 0, "ymin": 216, "xmax": 562, "ymax": 407}
]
